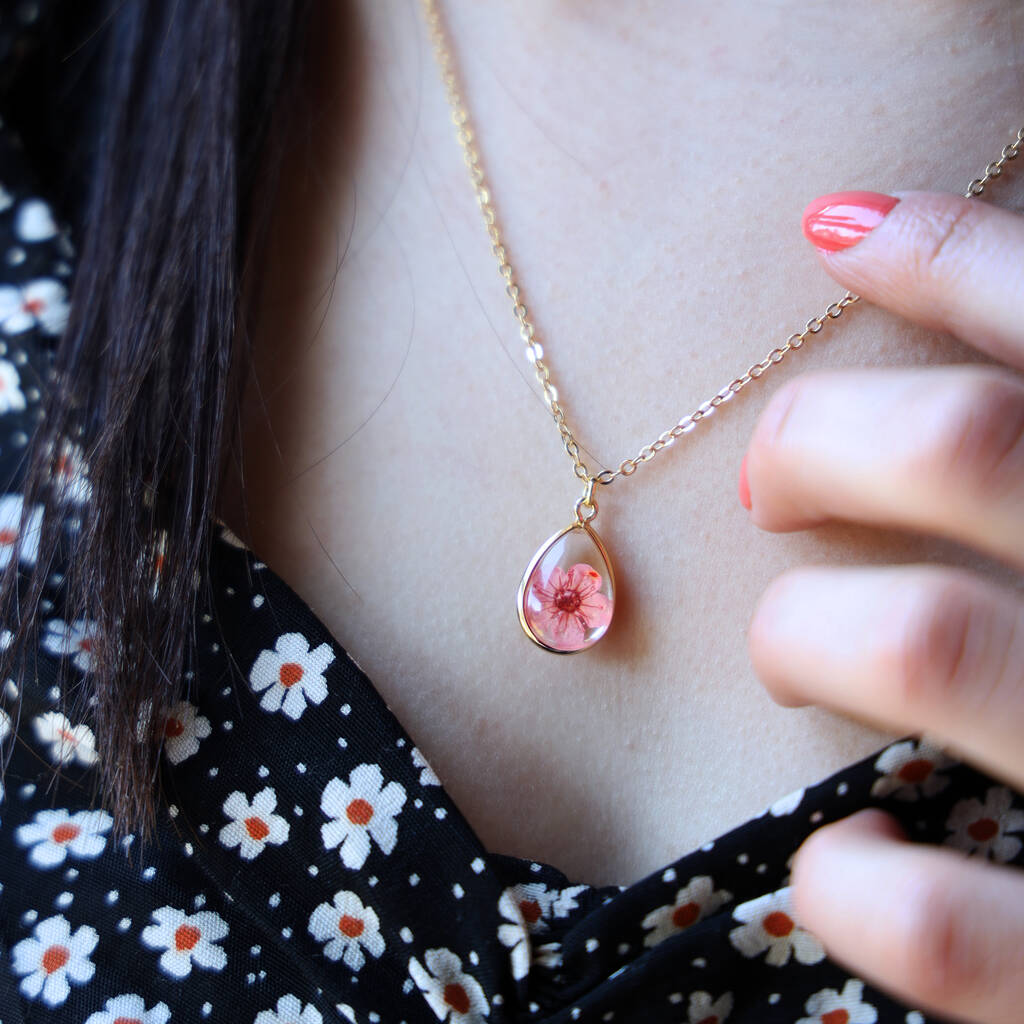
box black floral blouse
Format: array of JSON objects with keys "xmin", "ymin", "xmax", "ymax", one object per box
[{"xmin": 2, "ymin": 8, "xmax": 1024, "ymax": 1024}]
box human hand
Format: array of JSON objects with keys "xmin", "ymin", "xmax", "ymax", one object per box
[{"xmin": 741, "ymin": 186, "xmax": 1024, "ymax": 1024}]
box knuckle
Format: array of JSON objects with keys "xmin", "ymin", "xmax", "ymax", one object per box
[
  {"xmin": 920, "ymin": 372, "xmax": 1024, "ymax": 501},
  {"xmin": 913, "ymin": 200, "xmax": 984, "ymax": 282},
  {"xmin": 898, "ymin": 873, "xmax": 986, "ymax": 1005},
  {"xmin": 892, "ymin": 576, "xmax": 976, "ymax": 711}
]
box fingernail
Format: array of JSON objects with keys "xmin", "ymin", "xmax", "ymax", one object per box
[
  {"xmin": 738, "ymin": 453, "xmax": 752, "ymax": 510},
  {"xmin": 802, "ymin": 191, "xmax": 899, "ymax": 253}
]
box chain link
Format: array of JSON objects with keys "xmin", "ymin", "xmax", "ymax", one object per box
[{"xmin": 420, "ymin": 0, "xmax": 1021, "ymax": 488}]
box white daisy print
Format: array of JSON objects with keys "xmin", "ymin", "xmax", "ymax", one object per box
[
  {"xmin": 796, "ymin": 977, "xmax": 877, "ymax": 1024},
  {"xmin": 728, "ymin": 886, "xmax": 824, "ymax": 967},
  {"xmin": 47, "ymin": 438, "xmax": 93, "ymax": 505},
  {"xmin": 642, "ymin": 875, "xmax": 733, "ymax": 948},
  {"xmin": 11, "ymin": 913, "xmax": 98, "ymax": 1007},
  {"xmin": 412, "ymin": 746, "xmax": 441, "ymax": 785},
  {"xmin": 686, "ymin": 990, "xmax": 733, "ymax": 1024},
  {"xmin": 16, "ymin": 807, "xmax": 113, "ymax": 869},
  {"xmin": 254, "ymin": 993, "xmax": 323, "ymax": 1024},
  {"xmin": 42, "ymin": 618, "xmax": 99, "ymax": 673},
  {"xmin": 308, "ymin": 890, "xmax": 385, "ymax": 971},
  {"xmin": 408, "ymin": 948, "xmax": 489, "ymax": 1023},
  {"xmin": 0, "ymin": 704, "xmax": 11, "ymax": 744},
  {"xmin": 140, "ymin": 906, "xmax": 228, "ymax": 979},
  {"xmin": 84, "ymin": 993, "xmax": 171, "ymax": 1024},
  {"xmin": 496, "ymin": 888, "xmax": 565, "ymax": 980},
  {"xmin": 0, "ymin": 278, "xmax": 70, "ymax": 336},
  {"xmin": 249, "ymin": 631, "xmax": 334, "ymax": 720},
  {"xmin": 767, "ymin": 786, "xmax": 805, "ymax": 817},
  {"xmin": 0, "ymin": 359, "xmax": 26, "ymax": 414},
  {"xmin": 870, "ymin": 738, "xmax": 955, "ymax": 801},
  {"xmin": 161, "ymin": 699, "xmax": 212, "ymax": 764},
  {"xmin": 219, "ymin": 787, "xmax": 290, "ymax": 860},
  {"xmin": 944, "ymin": 786, "xmax": 1024, "ymax": 863},
  {"xmin": 32, "ymin": 711, "xmax": 99, "ymax": 767},
  {"xmin": 0, "ymin": 493, "xmax": 42, "ymax": 568},
  {"xmin": 321, "ymin": 762, "xmax": 406, "ymax": 870},
  {"xmin": 14, "ymin": 198, "xmax": 58, "ymax": 242}
]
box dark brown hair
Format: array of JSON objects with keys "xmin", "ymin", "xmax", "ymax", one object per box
[{"xmin": 0, "ymin": 0, "xmax": 313, "ymax": 841}]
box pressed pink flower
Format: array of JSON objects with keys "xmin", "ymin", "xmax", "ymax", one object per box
[{"xmin": 529, "ymin": 563, "xmax": 611, "ymax": 651}]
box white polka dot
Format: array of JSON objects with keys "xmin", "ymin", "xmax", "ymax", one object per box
[
  {"xmin": 64, "ymin": 868, "xmax": 79, "ymax": 881},
  {"xmin": 308, "ymin": 865, "xmax": 318, "ymax": 876},
  {"xmin": 585, "ymin": 938, "xmax": 599, "ymax": 953},
  {"xmin": 668, "ymin": 993, "xmax": 683, "ymax": 1004},
  {"xmin": 837, "ymin": 781, "xmax": 849, "ymax": 795},
  {"xmin": 46, "ymin": 685, "xmax": 60, "ymax": 701},
  {"xmin": 691, "ymin": 957, "xmax": 706, "ymax": 968},
  {"xmin": 183, "ymin": 843, "xmax": 194, "ymax": 857},
  {"xmin": 434, "ymin": 807, "xmax": 447, "ymax": 820},
  {"xmin": 105, "ymin": 890, "xmax": 118, "ymax": 904},
  {"xmin": 530, "ymin": 862, "xmax": 542, "ymax": 873},
  {"xmin": 400, "ymin": 927, "xmax": 414, "ymax": 943},
  {"xmin": 225, "ymin": 586, "xmax": 235, "ymax": 596},
  {"xmin": 337, "ymin": 737, "xmax": 348, "ymax": 749},
  {"xmin": 117, "ymin": 917, "xmax": 132, "ymax": 932},
  {"xmin": 737, "ymin": 852, "xmax": 749, "ymax": 864},
  {"xmin": 409, "ymin": 874, "xmax": 420, "ymax": 886},
  {"xmin": 452, "ymin": 884, "xmax": 464, "ymax": 899},
  {"xmin": 756, "ymin": 863, "xmax": 767, "ymax": 874},
  {"xmin": 194, "ymin": 895, "xmax": 206, "ymax": 908},
  {"xmin": 198, "ymin": 824, "xmax": 210, "ymax": 834},
  {"xmin": 258, "ymin": 970, "xmax": 266, "ymax": 980},
  {"xmin": 269, "ymin": 893, "xmax": 281, "ymax": 908},
  {"xmin": 142, "ymin": 867, "xmax": 156, "ymax": 880},
  {"xmin": 617, "ymin": 943, "xmax": 630, "ymax": 955},
  {"xmin": 340, "ymin": 703, "xmax": 351, "ymax": 715},
  {"xmin": 810, "ymin": 810, "xmax": 824, "ymax": 823},
  {"xmin": 529, "ymin": 1003, "xmax": 539, "ymax": 1014},
  {"xmin": 211, "ymin": 643, "xmax": 221, "ymax": 654},
  {"xmin": 21, "ymin": 910, "xmax": 37, "ymax": 924},
  {"xmin": 19, "ymin": 783, "xmax": 35, "ymax": 799},
  {"xmin": 602, "ymin": 1013, "xmax": 615, "ymax": 1022},
  {"xmin": 296, "ymin": 763, "xmax": 307, "ymax": 774},
  {"xmin": 208, "ymin": 767, "xmax": 218, "ymax": 778},
  {"xmin": 368, "ymin": 876, "xmax": 378, "ymax": 887},
  {"xmin": 294, "ymin": 806, "xmax": 304, "ymax": 817},
  {"xmin": 414, "ymin": 799, "xmax": 423, "ymax": 809},
  {"xmin": 246, "ymin": 973, "xmax": 256, "ymax": 985},
  {"xmin": 281, "ymin": 927, "xmax": 292, "ymax": 939},
  {"xmin": 201, "ymin": 1003, "xmax": 213, "ymax": 1017},
  {"xmin": 168, "ymin": 805, "xmax": 179, "ymax": 818},
  {"xmin": 468, "ymin": 951, "xmax": 479, "ymax": 966},
  {"xmin": 258, "ymin": 765, "xmax": 270, "ymax": 777},
  {"xmin": 368, "ymin": 1014, "xmax": 380, "ymax": 1024},
  {"xmin": 220, "ymin": 686, "xmax": 230, "ymax": 696},
  {"xmin": 403, "ymin": 980, "xmax": 414, "ymax": 995},
  {"xmin": 571, "ymin": 1010, "xmax": 581, "ymax": 1020},
  {"xmin": 493, "ymin": 994, "xmax": 505, "ymax": 1006},
  {"xmin": 396, "ymin": 738, "xmax": 406, "ymax": 747},
  {"xmin": 471, "ymin": 857, "xmax": 485, "ymax": 874},
  {"xmin": 252, "ymin": 594, "xmax": 265, "ymax": 608},
  {"xmin": 906, "ymin": 1014, "xmax": 925, "ymax": 1024},
  {"xmin": 768, "ymin": 994, "xmax": 781, "ymax": 1005},
  {"xmin": 661, "ymin": 868, "xmax": 676, "ymax": 883},
  {"xmin": 221, "ymin": 720, "xmax": 232, "ymax": 731}
]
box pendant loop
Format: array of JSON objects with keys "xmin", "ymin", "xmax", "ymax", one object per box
[{"xmin": 574, "ymin": 476, "xmax": 598, "ymax": 525}]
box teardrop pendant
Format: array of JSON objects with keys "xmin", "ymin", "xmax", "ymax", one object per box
[{"xmin": 517, "ymin": 521, "xmax": 615, "ymax": 653}]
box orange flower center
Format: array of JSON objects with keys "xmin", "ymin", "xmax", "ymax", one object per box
[
  {"xmin": 762, "ymin": 911, "xmax": 794, "ymax": 937},
  {"xmin": 444, "ymin": 984, "xmax": 471, "ymax": 1014},
  {"xmin": 968, "ymin": 817, "xmax": 998, "ymax": 842},
  {"xmin": 346, "ymin": 798, "xmax": 374, "ymax": 825},
  {"xmin": 519, "ymin": 899, "xmax": 541, "ymax": 924},
  {"xmin": 174, "ymin": 924, "xmax": 201, "ymax": 951},
  {"xmin": 113, "ymin": 1018, "xmax": 143, "ymax": 1024},
  {"xmin": 57, "ymin": 728, "xmax": 79, "ymax": 745},
  {"xmin": 245, "ymin": 816, "xmax": 270, "ymax": 841},
  {"xmin": 164, "ymin": 717, "xmax": 184, "ymax": 738},
  {"xmin": 696, "ymin": 1017, "xmax": 719, "ymax": 1024},
  {"xmin": 0, "ymin": 528, "xmax": 17, "ymax": 545},
  {"xmin": 279, "ymin": 662, "xmax": 304, "ymax": 687},
  {"xmin": 672, "ymin": 901, "xmax": 700, "ymax": 929},
  {"xmin": 23, "ymin": 297, "xmax": 44, "ymax": 315},
  {"xmin": 822, "ymin": 1011, "xmax": 850, "ymax": 1024},
  {"xmin": 897, "ymin": 758, "xmax": 933, "ymax": 783},
  {"xmin": 338, "ymin": 914, "xmax": 364, "ymax": 938},
  {"xmin": 51, "ymin": 823, "xmax": 81, "ymax": 844},
  {"xmin": 41, "ymin": 945, "xmax": 69, "ymax": 974}
]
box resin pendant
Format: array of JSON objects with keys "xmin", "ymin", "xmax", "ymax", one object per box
[{"xmin": 518, "ymin": 516, "xmax": 615, "ymax": 654}]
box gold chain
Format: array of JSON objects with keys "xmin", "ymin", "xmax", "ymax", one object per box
[{"xmin": 420, "ymin": 0, "xmax": 1022, "ymax": 489}]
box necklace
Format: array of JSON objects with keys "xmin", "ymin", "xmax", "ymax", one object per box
[{"xmin": 420, "ymin": 0, "xmax": 1023, "ymax": 654}]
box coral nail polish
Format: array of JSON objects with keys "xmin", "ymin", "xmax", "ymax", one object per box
[
  {"xmin": 802, "ymin": 191, "xmax": 899, "ymax": 253},
  {"xmin": 738, "ymin": 453, "xmax": 752, "ymax": 510}
]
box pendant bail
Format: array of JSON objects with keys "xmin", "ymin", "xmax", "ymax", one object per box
[{"xmin": 574, "ymin": 476, "xmax": 599, "ymax": 525}]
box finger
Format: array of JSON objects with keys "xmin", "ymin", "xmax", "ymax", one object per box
[
  {"xmin": 802, "ymin": 189, "xmax": 1024, "ymax": 370},
  {"xmin": 748, "ymin": 563, "xmax": 1024, "ymax": 792},
  {"xmin": 743, "ymin": 364, "xmax": 1024, "ymax": 569},
  {"xmin": 791, "ymin": 808, "xmax": 1024, "ymax": 1024}
]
